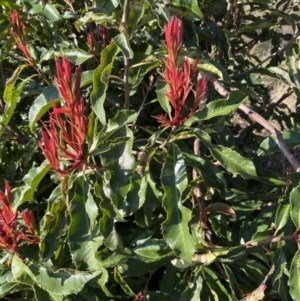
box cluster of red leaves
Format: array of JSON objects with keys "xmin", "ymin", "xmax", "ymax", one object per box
[
  {"xmin": 87, "ymin": 25, "xmax": 109, "ymax": 53},
  {"xmin": 99, "ymin": 25, "xmax": 109, "ymax": 48},
  {"xmin": 155, "ymin": 16, "xmax": 207, "ymax": 127},
  {"xmin": 39, "ymin": 57, "xmax": 88, "ymax": 177},
  {"xmin": 10, "ymin": 10, "xmax": 34, "ymax": 66},
  {"xmin": 0, "ymin": 181, "xmax": 39, "ymax": 253}
]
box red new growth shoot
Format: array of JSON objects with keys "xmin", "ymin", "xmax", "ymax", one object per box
[
  {"xmin": 0, "ymin": 181, "xmax": 39, "ymax": 253},
  {"xmin": 39, "ymin": 57, "xmax": 88, "ymax": 176},
  {"xmin": 155, "ymin": 16, "xmax": 207, "ymax": 127},
  {"xmin": 99, "ymin": 25, "xmax": 109, "ymax": 48},
  {"xmin": 10, "ymin": 10, "xmax": 34, "ymax": 66}
]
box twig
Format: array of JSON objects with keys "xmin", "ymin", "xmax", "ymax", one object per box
[
  {"xmin": 132, "ymin": 75, "xmax": 154, "ymax": 130},
  {"xmin": 272, "ymin": 88, "xmax": 293, "ymax": 108},
  {"xmin": 232, "ymin": 30, "xmax": 300, "ymax": 78},
  {"xmin": 192, "ymin": 79, "xmax": 208, "ymax": 229},
  {"xmin": 136, "ymin": 126, "xmax": 177, "ymax": 176},
  {"xmin": 123, "ymin": 58, "xmax": 130, "ymax": 109},
  {"xmin": 110, "ymin": 75, "xmax": 125, "ymax": 83},
  {"xmin": 160, "ymin": 126, "xmax": 177, "ymax": 149},
  {"xmin": 209, "ymin": 75, "xmax": 300, "ymax": 172},
  {"xmin": 239, "ymin": 103, "xmax": 300, "ymax": 172},
  {"xmin": 7, "ymin": 50, "xmax": 51, "ymax": 85},
  {"xmin": 245, "ymin": 232, "xmax": 298, "ymax": 248},
  {"xmin": 121, "ymin": 1, "xmax": 130, "ymax": 109},
  {"xmin": 224, "ymin": 0, "xmax": 232, "ymax": 31},
  {"xmin": 0, "ymin": 63, "xmax": 5, "ymax": 89},
  {"xmin": 239, "ymin": 265, "xmax": 275, "ymax": 301},
  {"xmin": 232, "ymin": 37, "xmax": 258, "ymax": 54},
  {"xmin": 34, "ymin": 66, "xmax": 51, "ymax": 86}
]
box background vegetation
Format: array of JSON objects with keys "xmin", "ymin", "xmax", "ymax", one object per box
[{"xmin": 1, "ymin": 0, "xmax": 300, "ymax": 300}]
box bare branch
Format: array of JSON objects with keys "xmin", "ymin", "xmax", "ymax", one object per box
[
  {"xmin": 239, "ymin": 265, "xmax": 275, "ymax": 301},
  {"xmin": 232, "ymin": 30, "xmax": 300, "ymax": 78},
  {"xmin": 245, "ymin": 233, "xmax": 298, "ymax": 248},
  {"xmin": 224, "ymin": 0, "xmax": 232, "ymax": 31},
  {"xmin": 209, "ymin": 75, "xmax": 300, "ymax": 172},
  {"xmin": 121, "ymin": 1, "xmax": 130, "ymax": 109},
  {"xmin": 132, "ymin": 75, "xmax": 154, "ymax": 130}
]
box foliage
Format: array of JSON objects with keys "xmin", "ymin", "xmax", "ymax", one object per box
[{"xmin": 1, "ymin": 0, "xmax": 300, "ymax": 300}]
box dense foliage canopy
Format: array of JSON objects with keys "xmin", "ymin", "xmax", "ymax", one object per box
[{"xmin": 1, "ymin": 0, "xmax": 300, "ymax": 300}]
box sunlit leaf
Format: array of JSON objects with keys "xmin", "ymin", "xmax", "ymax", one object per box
[
  {"xmin": 91, "ymin": 41, "xmax": 119, "ymax": 125},
  {"xmin": 290, "ymin": 186, "xmax": 300, "ymax": 229},
  {"xmin": 161, "ymin": 143, "xmax": 196, "ymax": 262}
]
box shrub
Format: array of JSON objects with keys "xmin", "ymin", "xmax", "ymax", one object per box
[{"xmin": 1, "ymin": 1, "xmax": 300, "ymax": 300}]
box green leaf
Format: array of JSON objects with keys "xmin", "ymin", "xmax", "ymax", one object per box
[
  {"xmin": 237, "ymin": 20, "xmax": 275, "ymax": 33},
  {"xmin": 180, "ymin": 271, "xmax": 203, "ymax": 301},
  {"xmin": 12, "ymin": 161, "xmax": 51, "ymax": 209},
  {"xmin": 114, "ymin": 268, "xmax": 135, "ymax": 297},
  {"xmin": 223, "ymin": 264, "xmax": 243, "ymax": 300},
  {"xmin": 91, "ymin": 41, "xmax": 119, "ymax": 125},
  {"xmin": 275, "ymin": 200, "xmax": 291, "ymax": 231},
  {"xmin": 11, "ymin": 255, "xmax": 36, "ymax": 286},
  {"xmin": 3, "ymin": 65, "xmax": 26, "ymax": 104},
  {"xmin": 95, "ymin": 173, "xmax": 126, "ymax": 222},
  {"xmin": 123, "ymin": 171, "xmax": 143, "ymax": 216},
  {"xmin": 190, "ymin": 0, "xmax": 203, "ymax": 19},
  {"xmin": 39, "ymin": 48, "xmax": 55, "ymax": 63},
  {"xmin": 285, "ymin": 46, "xmax": 300, "ymax": 90},
  {"xmin": 93, "ymin": 0, "xmax": 119, "ymax": 15},
  {"xmin": 28, "ymin": 0, "xmax": 62, "ymax": 22},
  {"xmin": 68, "ymin": 176, "xmax": 103, "ymax": 270},
  {"xmin": 183, "ymin": 152, "xmax": 226, "ymax": 191},
  {"xmin": 12, "ymin": 255, "xmax": 100, "ymax": 296},
  {"xmin": 209, "ymin": 145, "xmax": 257, "ymax": 179},
  {"xmin": 100, "ymin": 123, "xmax": 135, "ymax": 215},
  {"xmin": 89, "ymin": 110, "xmax": 137, "ymax": 155},
  {"xmin": 114, "ymin": 33, "xmax": 133, "ymax": 59},
  {"xmin": 89, "ymin": 137, "xmax": 130, "ymax": 156},
  {"xmin": 169, "ymin": 0, "xmax": 203, "ymax": 19},
  {"xmin": 289, "ymin": 249, "xmax": 300, "ymax": 300},
  {"xmin": 129, "ymin": 56, "xmax": 161, "ymax": 96},
  {"xmin": 80, "ymin": 70, "xmax": 94, "ymax": 87},
  {"xmin": 171, "ymin": 250, "xmax": 227, "ymax": 268},
  {"xmin": 156, "ymin": 76, "xmax": 172, "ymax": 116},
  {"xmin": 161, "ymin": 143, "xmax": 196, "ymax": 262},
  {"xmin": 266, "ymin": 9, "xmax": 296, "ymax": 29},
  {"xmin": 127, "ymin": 2, "xmax": 146, "ymax": 36},
  {"xmin": 133, "ymin": 239, "xmax": 174, "ymax": 259},
  {"xmin": 206, "ymin": 203, "xmax": 236, "ymax": 218},
  {"xmin": 271, "ymin": 249, "xmax": 288, "ymax": 284},
  {"xmin": 1, "ymin": 64, "xmax": 26, "ymax": 127},
  {"xmin": 280, "ymin": 274, "xmax": 293, "ymax": 301},
  {"xmin": 268, "ymin": 66, "xmax": 293, "ymax": 87},
  {"xmin": 100, "ymin": 211, "xmax": 124, "ymax": 251},
  {"xmin": 290, "ymin": 186, "xmax": 300, "ymax": 229},
  {"xmin": 33, "ymin": 285, "xmax": 72, "ymax": 301},
  {"xmin": 28, "ymin": 85, "xmax": 59, "ymax": 131},
  {"xmin": 202, "ymin": 267, "xmax": 231, "ymax": 301},
  {"xmin": 0, "ymin": 283, "xmax": 22, "ymax": 299},
  {"xmin": 185, "ymin": 90, "xmax": 247, "ymax": 126},
  {"xmin": 63, "ymin": 48, "xmax": 93, "ymax": 65},
  {"xmin": 192, "ymin": 129, "xmax": 257, "ymax": 179},
  {"xmin": 22, "ymin": 160, "xmax": 50, "ymax": 188},
  {"xmin": 98, "ymin": 248, "xmax": 126, "ymax": 268},
  {"xmin": 198, "ymin": 61, "xmax": 229, "ymax": 82},
  {"xmin": 119, "ymin": 253, "xmax": 172, "ymax": 277},
  {"xmin": 135, "ymin": 166, "xmax": 163, "ymax": 227},
  {"xmin": 39, "ymin": 194, "xmax": 67, "ymax": 261},
  {"xmin": 231, "ymin": 258, "xmax": 268, "ymax": 283},
  {"xmin": 77, "ymin": 11, "xmax": 112, "ymax": 25},
  {"xmin": 258, "ymin": 130, "xmax": 300, "ymax": 156}
]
